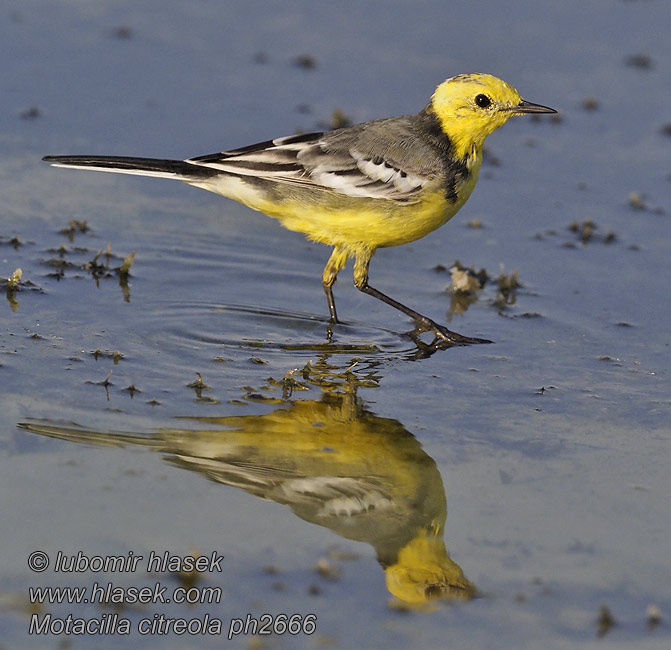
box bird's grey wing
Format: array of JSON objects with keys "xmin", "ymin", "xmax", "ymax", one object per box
[
  {"xmin": 188, "ymin": 117, "xmax": 440, "ymax": 203},
  {"xmin": 173, "ymin": 454, "xmax": 394, "ymax": 519}
]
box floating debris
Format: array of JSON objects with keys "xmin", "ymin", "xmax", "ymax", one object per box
[
  {"xmin": 292, "ymin": 54, "xmax": 316, "ymax": 70},
  {"xmin": 646, "ymin": 603, "xmax": 662, "ymax": 630},
  {"xmin": 281, "ymin": 368, "xmax": 301, "ymax": 400},
  {"xmin": 496, "ymin": 267, "xmax": 520, "ymax": 294},
  {"xmin": 307, "ymin": 584, "xmax": 322, "ymax": 596},
  {"xmin": 253, "ymin": 51, "xmax": 269, "ymax": 64},
  {"xmin": 0, "ymin": 235, "xmax": 25, "ymax": 249},
  {"xmin": 450, "ymin": 267, "xmax": 482, "ymax": 295},
  {"xmin": 121, "ymin": 384, "xmax": 140, "ymax": 398},
  {"xmin": 624, "ymin": 53, "xmax": 653, "ymax": 70},
  {"xmin": 569, "ymin": 219, "xmax": 595, "ymax": 242},
  {"xmin": 597, "ymin": 356, "xmax": 622, "ymax": 365},
  {"xmin": 344, "ymin": 360, "xmax": 359, "ymax": 374},
  {"xmin": 301, "ymin": 359, "xmax": 313, "ymax": 380},
  {"xmin": 441, "ymin": 260, "xmax": 531, "ymax": 317},
  {"xmin": 90, "ymin": 349, "xmax": 125, "ymax": 364},
  {"xmin": 118, "ymin": 251, "xmax": 135, "ymax": 277},
  {"xmin": 567, "ymin": 219, "xmax": 617, "ymax": 245},
  {"xmin": 4, "ymin": 268, "xmax": 23, "ymax": 312},
  {"xmin": 627, "ymin": 192, "xmax": 663, "ymax": 214},
  {"xmin": 449, "ymin": 262, "xmax": 487, "ymax": 294},
  {"xmin": 491, "ymin": 266, "xmax": 521, "ymax": 310},
  {"xmin": 313, "ymin": 558, "xmax": 341, "ymax": 582},
  {"xmin": 5, "ymin": 268, "xmax": 22, "ymax": 290},
  {"xmin": 111, "ymin": 25, "xmax": 133, "ymax": 40},
  {"xmin": 42, "ymin": 235, "xmax": 135, "ymax": 300},
  {"xmin": 195, "ymin": 396, "xmax": 220, "ymax": 405},
  {"xmin": 3, "ymin": 269, "xmax": 43, "ymax": 311},
  {"xmin": 597, "ymin": 605, "xmax": 616, "ymax": 638},
  {"xmin": 537, "ymin": 220, "xmax": 623, "ymax": 246},
  {"xmin": 59, "ymin": 220, "xmax": 90, "ymax": 240},
  {"xmin": 20, "ymin": 106, "xmax": 41, "ymax": 120},
  {"xmin": 243, "ymin": 390, "xmax": 283, "ymax": 404},
  {"xmin": 328, "ymin": 109, "xmax": 352, "ymax": 130},
  {"xmin": 316, "ymin": 109, "xmax": 353, "ymax": 131},
  {"xmin": 85, "ymin": 370, "xmax": 115, "ymax": 400},
  {"xmin": 173, "ymin": 549, "xmax": 205, "ymax": 591},
  {"xmin": 84, "ymin": 249, "xmax": 109, "ymax": 278},
  {"xmin": 511, "ymin": 311, "xmax": 541, "ymax": 319},
  {"xmin": 581, "ymin": 97, "xmax": 599, "ymax": 111},
  {"xmin": 187, "ymin": 373, "xmax": 211, "ymax": 397}
]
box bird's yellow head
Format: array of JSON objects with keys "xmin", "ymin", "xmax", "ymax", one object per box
[{"xmin": 430, "ymin": 73, "xmax": 556, "ymax": 158}]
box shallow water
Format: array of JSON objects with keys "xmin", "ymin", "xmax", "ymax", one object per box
[{"xmin": 1, "ymin": 1, "xmax": 670, "ymax": 648}]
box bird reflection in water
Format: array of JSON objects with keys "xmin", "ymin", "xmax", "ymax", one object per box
[{"xmin": 20, "ymin": 363, "xmax": 474, "ymax": 605}]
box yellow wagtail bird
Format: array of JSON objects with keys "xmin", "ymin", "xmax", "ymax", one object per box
[{"xmin": 44, "ymin": 73, "xmax": 556, "ymax": 344}]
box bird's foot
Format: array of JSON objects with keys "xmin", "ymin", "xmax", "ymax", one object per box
[
  {"xmin": 414, "ymin": 317, "xmax": 492, "ymax": 346},
  {"xmin": 326, "ymin": 317, "xmax": 340, "ymax": 342}
]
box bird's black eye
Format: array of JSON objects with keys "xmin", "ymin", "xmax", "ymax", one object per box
[{"xmin": 475, "ymin": 94, "xmax": 492, "ymax": 108}]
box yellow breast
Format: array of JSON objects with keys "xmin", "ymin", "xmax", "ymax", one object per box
[
  {"xmin": 228, "ymin": 159, "xmax": 480, "ymax": 252},
  {"xmin": 191, "ymin": 148, "xmax": 482, "ymax": 254}
]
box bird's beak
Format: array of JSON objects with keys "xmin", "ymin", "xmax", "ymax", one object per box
[{"xmin": 508, "ymin": 100, "xmax": 557, "ymax": 114}]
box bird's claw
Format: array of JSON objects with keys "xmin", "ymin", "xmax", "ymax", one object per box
[{"xmin": 416, "ymin": 318, "xmax": 492, "ymax": 346}]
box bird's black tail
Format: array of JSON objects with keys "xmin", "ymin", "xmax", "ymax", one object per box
[{"xmin": 42, "ymin": 155, "xmax": 218, "ymax": 181}]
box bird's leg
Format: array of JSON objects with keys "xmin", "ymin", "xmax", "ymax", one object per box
[
  {"xmin": 324, "ymin": 285, "xmax": 338, "ymax": 322},
  {"xmin": 353, "ymin": 253, "xmax": 491, "ymax": 345},
  {"xmin": 322, "ymin": 247, "xmax": 349, "ymax": 323}
]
